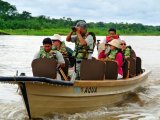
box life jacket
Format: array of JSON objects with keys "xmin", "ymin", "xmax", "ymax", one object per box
[
  {"xmin": 122, "ymin": 46, "xmax": 137, "ymax": 78},
  {"xmin": 52, "ymin": 42, "xmax": 68, "ymax": 57},
  {"xmin": 72, "ymin": 33, "xmax": 95, "ymax": 59},
  {"xmin": 107, "ymin": 49, "xmax": 124, "ymax": 76},
  {"xmin": 123, "ymin": 46, "xmax": 136, "ymax": 60},
  {"xmin": 106, "ymin": 35, "xmax": 119, "ymax": 43},
  {"xmin": 39, "ymin": 46, "xmax": 57, "ymax": 59},
  {"xmin": 107, "ymin": 49, "xmax": 125, "ymax": 65},
  {"xmin": 107, "ymin": 49, "xmax": 119, "ymax": 60},
  {"xmin": 122, "ymin": 47, "xmax": 131, "ymax": 58}
]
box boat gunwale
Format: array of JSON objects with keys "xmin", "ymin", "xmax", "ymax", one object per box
[
  {"xmin": 0, "ymin": 70, "xmax": 151, "ymax": 87},
  {"xmin": 0, "ymin": 76, "xmax": 74, "ymax": 86},
  {"xmin": 74, "ymin": 70, "xmax": 151, "ymax": 87}
]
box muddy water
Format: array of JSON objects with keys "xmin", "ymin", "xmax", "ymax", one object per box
[{"xmin": 0, "ymin": 35, "xmax": 160, "ymax": 120}]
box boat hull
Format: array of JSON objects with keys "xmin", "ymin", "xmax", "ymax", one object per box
[
  {"xmin": 25, "ymin": 83, "xmax": 127, "ymax": 118},
  {"xmin": 20, "ymin": 70, "xmax": 150, "ymax": 118}
]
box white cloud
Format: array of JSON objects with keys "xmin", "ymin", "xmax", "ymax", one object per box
[{"xmin": 4, "ymin": 0, "xmax": 160, "ymax": 25}]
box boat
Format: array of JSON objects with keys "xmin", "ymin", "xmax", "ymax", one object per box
[{"xmin": 0, "ymin": 58, "xmax": 151, "ymax": 119}]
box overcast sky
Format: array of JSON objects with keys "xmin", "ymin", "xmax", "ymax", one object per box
[{"xmin": 4, "ymin": 0, "xmax": 160, "ymax": 26}]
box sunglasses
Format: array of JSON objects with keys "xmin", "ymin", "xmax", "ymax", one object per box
[{"xmin": 120, "ymin": 43, "xmax": 126, "ymax": 45}]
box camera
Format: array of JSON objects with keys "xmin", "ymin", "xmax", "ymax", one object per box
[{"xmin": 71, "ymin": 26, "xmax": 77, "ymax": 32}]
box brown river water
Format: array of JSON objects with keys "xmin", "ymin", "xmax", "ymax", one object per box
[{"xmin": 0, "ymin": 35, "xmax": 160, "ymax": 120}]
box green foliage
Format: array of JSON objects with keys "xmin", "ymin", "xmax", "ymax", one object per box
[
  {"xmin": 3, "ymin": 28, "xmax": 71, "ymax": 36},
  {"xmin": 0, "ymin": 0, "xmax": 160, "ymax": 36},
  {"xmin": 0, "ymin": 0, "xmax": 17, "ymax": 15}
]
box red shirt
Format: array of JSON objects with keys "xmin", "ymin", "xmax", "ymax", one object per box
[
  {"xmin": 106, "ymin": 35, "xmax": 119, "ymax": 43},
  {"xmin": 98, "ymin": 50, "xmax": 106, "ymax": 59}
]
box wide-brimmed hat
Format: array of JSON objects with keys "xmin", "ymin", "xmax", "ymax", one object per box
[
  {"xmin": 107, "ymin": 39, "xmax": 120, "ymax": 48},
  {"xmin": 52, "ymin": 34, "xmax": 62, "ymax": 42}
]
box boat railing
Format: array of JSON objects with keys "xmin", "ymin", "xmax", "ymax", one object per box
[{"xmin": 0, "ymin": 76, "xmax": 74, "ymax": 86}]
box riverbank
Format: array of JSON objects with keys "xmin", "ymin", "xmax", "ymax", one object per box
[
  {"xmin": 1, "ymin": 29, "xmax": 160, "ymax": 36},
  {"xmin": 0, "ymin": 30, "xmax": 10, "ymax": 35}
]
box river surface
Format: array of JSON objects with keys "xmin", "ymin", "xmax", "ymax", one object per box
[{"xmin": 0, "ymin": 35, "xmax": 160, "ymax": 120}]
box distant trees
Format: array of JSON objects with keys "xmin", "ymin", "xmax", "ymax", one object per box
[
  {"xmin": 0, "ymin": 0, "xmax": 160, "ymax": 35},
  {"xmin": 0, "ymin": 0, "xmax": 17, "ymax": 16}
]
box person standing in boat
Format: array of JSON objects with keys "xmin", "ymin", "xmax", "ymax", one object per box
[
  {"xmin": 34, "ymin": 37, "xmax": 65, "ymax": 67},
  {"xmin": 105, "ymin": 39, "xmax": 123, "ymax": 79},
  {"xmin": 66, "ymin": 21, "xmax": 95, "ymax": 80}
]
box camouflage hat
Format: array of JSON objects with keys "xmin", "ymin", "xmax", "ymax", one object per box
[{"xmin": 76, "ymin": 21, "xmax": 87, "ymax": 28}]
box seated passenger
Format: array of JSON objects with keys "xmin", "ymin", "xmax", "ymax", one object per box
[
  {"xmin": 105, "ymin": 39, "xmax": 123, "ymax": 79},
  {"xmin": 102, "ymin": 28, "xmax": 120, "ymax": 44},
  {"xmin": 99, "ymin": 28, "xmax": 120, "ymax": 58},
  {"xmin": 52, "ymin": 34, "xmax": 75, "ymax": 68},
  {"xmin": 52, "ymin": 34, "xmax": 68, "ymax": 57},
  {"xmin": 52, "ymin": 34, "xmax": 70, "ymax": 80},
  {"xmin": 120, "ymin": 40, "xmax": 137, "ymax": 78},
  {"xmin": 34, "ymin": 37, "xmax": 65, "ymax": 67},
  {"xmin": 120, "ymin": 40, "xmax": 136, "ymax": 60}
]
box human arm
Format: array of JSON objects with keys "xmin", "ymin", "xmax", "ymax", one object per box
[
  {"xmin": 56, "ymin": 51, "xmax": 65, "ymax": 67},
  {"xmin": 115, "ymin": 53, "xmax": 123, "ymax": 68},
  {"xmin": 66, "ymin": 31, "xmax": 73, "ymax": 42},
  {"xmin": 76, "ymin": 27, "xmax": 87, "ymax": 46},
  {"xmin": 102, "ymin": 37, "xmax": 106, "ymax": 44},
  {"xmin": 98, "ymin": 50, "xmax": 106, "ymax": 59}
]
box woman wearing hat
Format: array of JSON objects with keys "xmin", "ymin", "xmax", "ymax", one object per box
[{"xmin": 105, "ymin": 39, "xmax": 123, "ymax": 79}]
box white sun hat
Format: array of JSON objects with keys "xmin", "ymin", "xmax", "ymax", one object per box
[
  {"xmin": 108, "ymin": 39, "xmax": 121, "ymax": 48},
  {"xmin": 52, "ymin": 34, "xmax": 62, "ymax": 42}
]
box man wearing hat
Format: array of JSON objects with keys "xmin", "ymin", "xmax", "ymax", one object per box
[
  {"xmin": 52, "ymin": 34, "xmax": 68, "ymax": 57},
  {"xmin": 52, "ymin": 34, "xmax": 71, "ymax": 80},
  {"xmin": 66, "ymin": 21, "xmax": 95, "ymax": 80}
]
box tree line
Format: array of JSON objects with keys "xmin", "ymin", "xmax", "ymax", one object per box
[{"xmin": 0, "ymin": 0, "xmax": 160, "ymax": 35}]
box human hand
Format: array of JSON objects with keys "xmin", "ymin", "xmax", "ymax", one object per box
[{"xmin": 76, "ymin": 27, "xmax": 81, "ymax": 34}]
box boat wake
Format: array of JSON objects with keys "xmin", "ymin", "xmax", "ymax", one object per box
[{"xmin": 0, "ymin": 103, "xmax": 27, "ymax": 120}]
